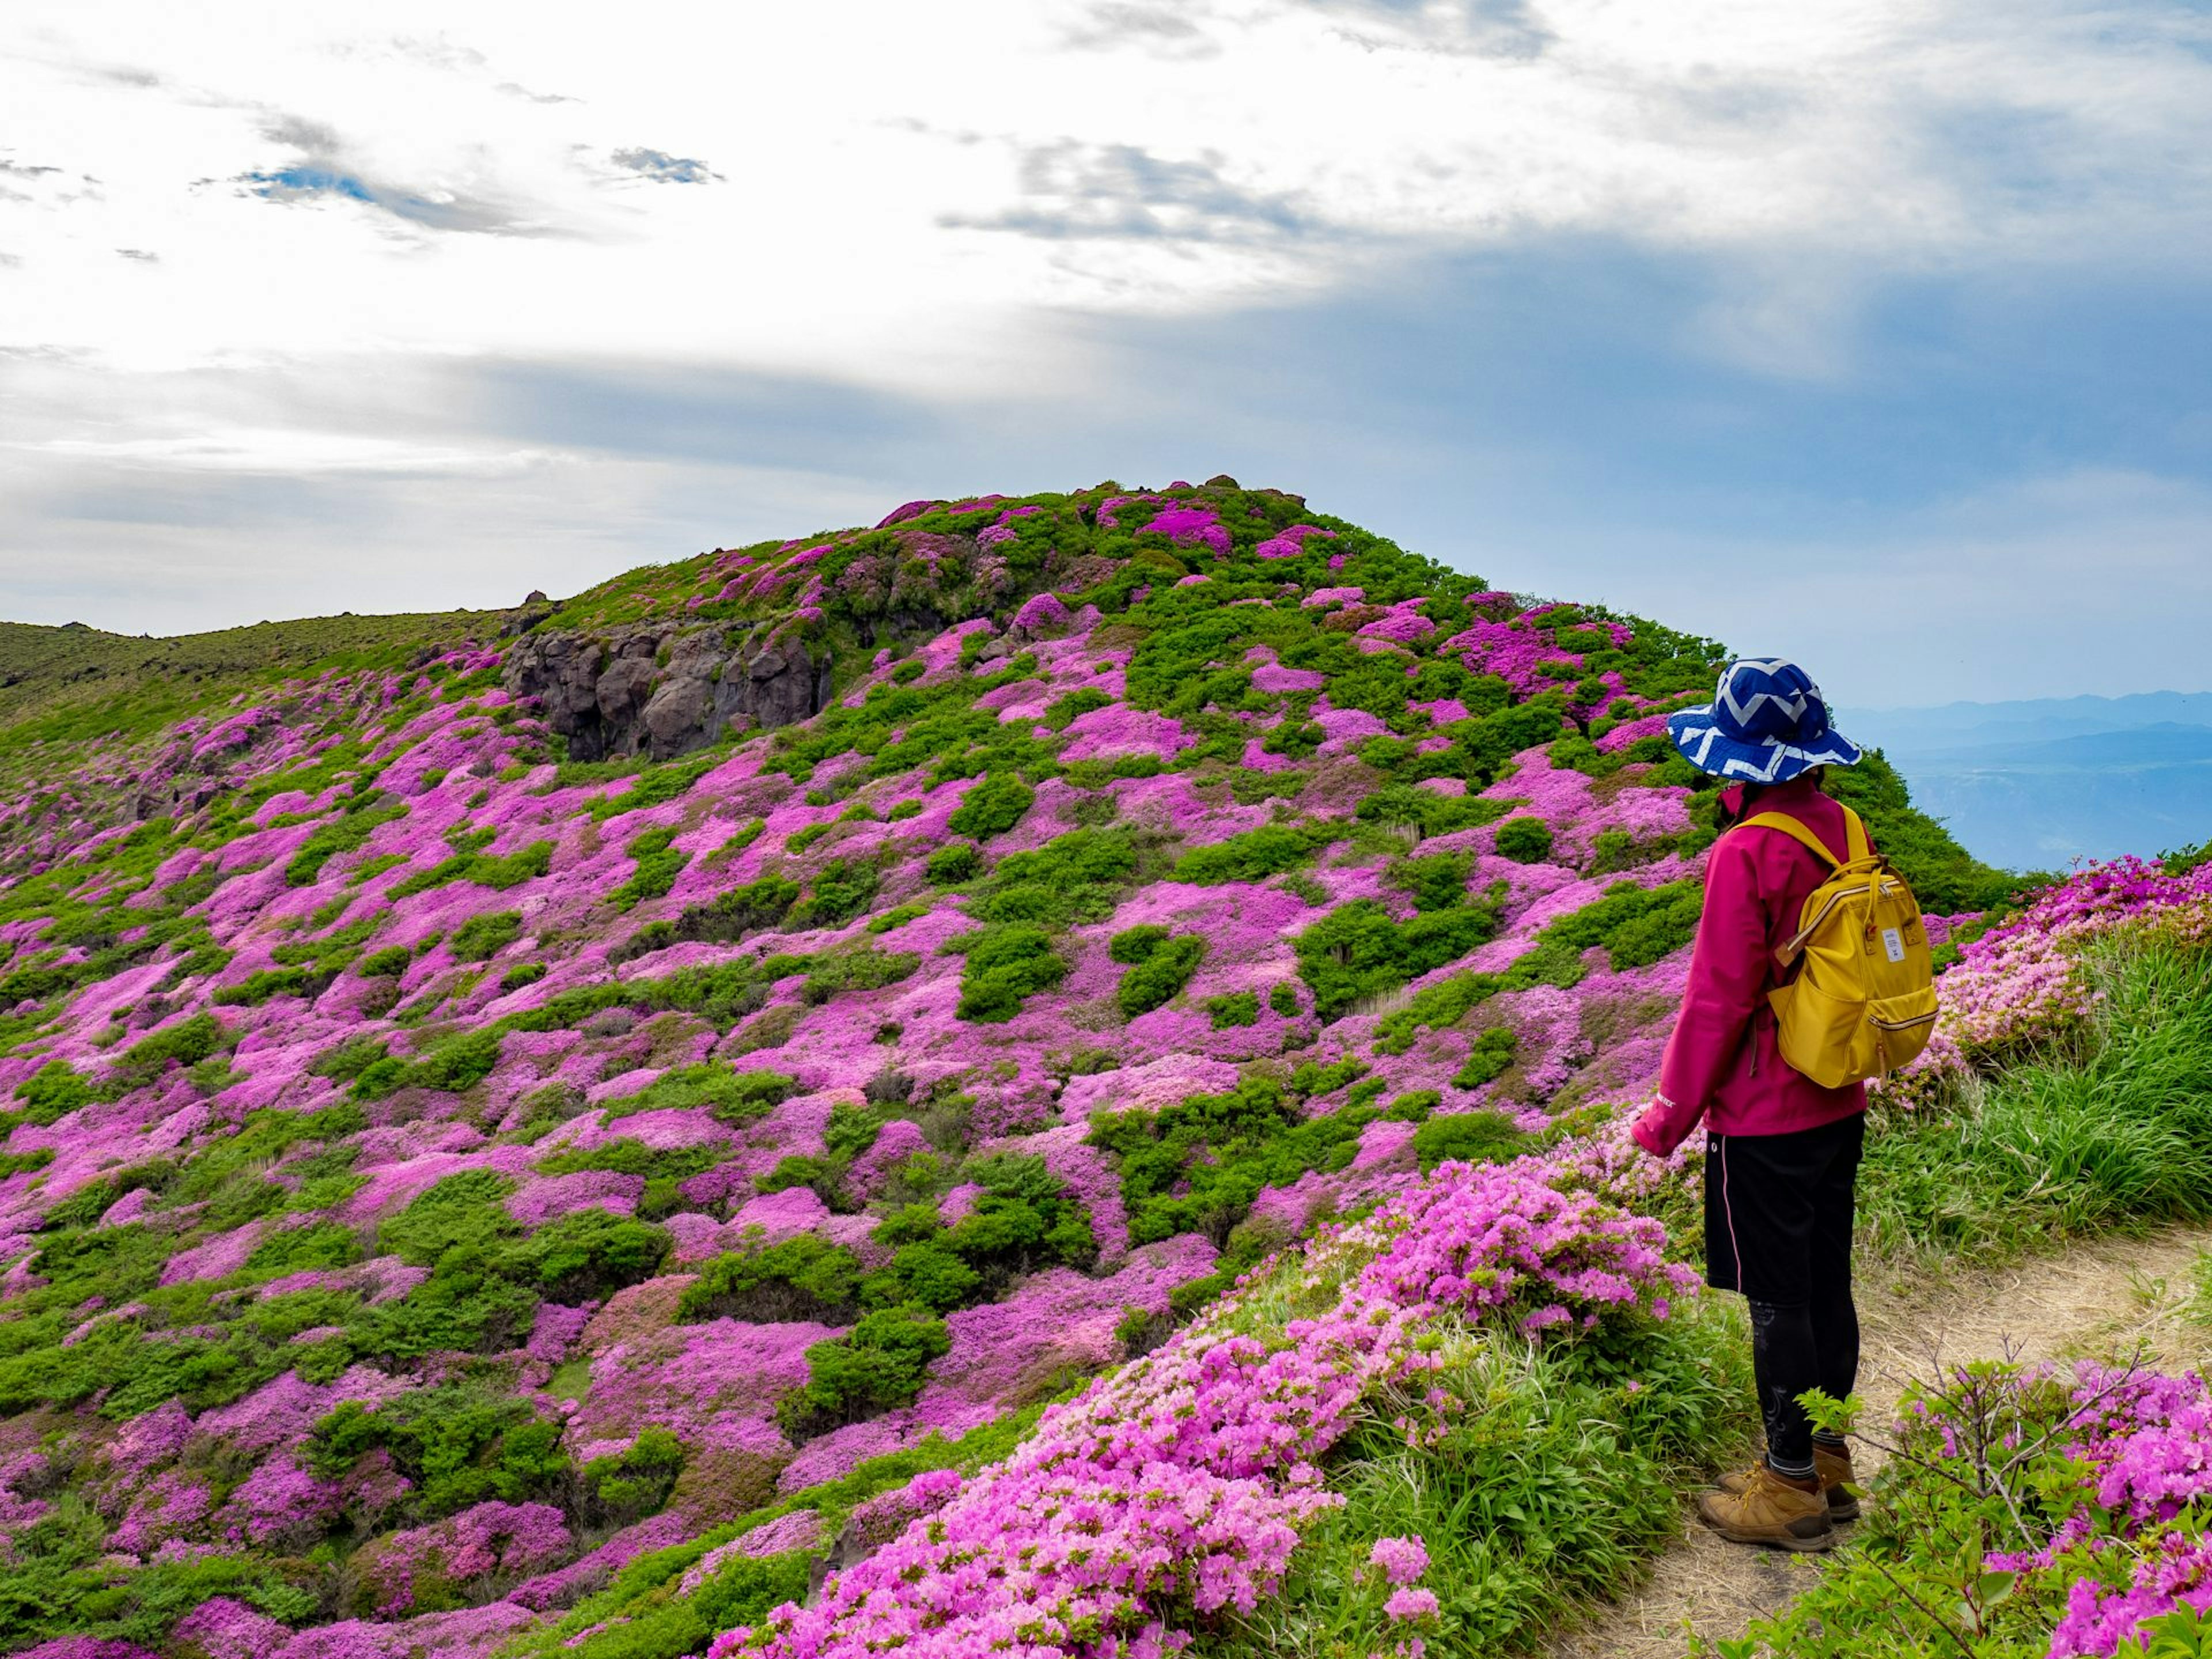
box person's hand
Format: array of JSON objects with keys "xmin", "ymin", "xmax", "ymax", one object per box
[{"xmin": 1630, "ymin": 1094, "xmax": 1680, "ymax": 1158}]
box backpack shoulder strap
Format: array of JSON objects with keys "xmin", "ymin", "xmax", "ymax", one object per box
[
  {"xmin": 1736, "ymin": 810, "xmax": 1843, "ymax": 869},
  {"xmin": 1839, "ymin": 804, "xmax": 1871, "ymax": 863}
]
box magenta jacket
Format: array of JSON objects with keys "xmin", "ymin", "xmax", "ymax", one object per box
[{"xmin": 1631, "ymin": 775, "xmax": 1869, "ymax": 1157}]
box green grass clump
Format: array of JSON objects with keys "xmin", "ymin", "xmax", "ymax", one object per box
[
  {"xmin": 1857, "ymin": 933, "xmax": 2212, "ymax": 1260},
  {"xmin": 612, "ymin": 825, "xmax": 691, "ymax": 911}
]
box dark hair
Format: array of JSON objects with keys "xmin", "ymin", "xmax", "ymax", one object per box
[{"xmin": 1715, "ymin": 768, "xmax": 1825, "ymax": 831}]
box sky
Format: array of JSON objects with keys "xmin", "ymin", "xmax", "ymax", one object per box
[{"xmin": 4, "ymin": 0, "xmax": 2211, "ymax": 710}]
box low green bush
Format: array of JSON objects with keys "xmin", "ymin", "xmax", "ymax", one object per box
[
  {"xmin": 449, "ymin": 910, "xmax": 522, "ymax": 960},
  {"xmin": 777, "ymin": 1305, "xmax": 952, "ymax": 1440},
  {"xmin": 1492, "ymin": 816, "xmax": 1554, "ymax": 863},
  {"xmin": 1170, "ymin": 824, "xmax": 1332, "ymax": 885},
  {"xmin": 1205, "ymin": 991, "xmax": 1260, "ymax": 1029},
  {"xmin": 1116, "ymin": 934, "xmax": 1205, "ymax": 1018},
  {"xmin": 955, "ymin": 926, "xmax": 1067, "ymax": 1023},
  {"xmin": 1294, "ymin": 892, "xmax": 1507, "ymax": 1021},
  {"xmin": 1411, "ymin": 1109, "xmax": 1528, "ymax": 1171},
  {"xmin": 612, "ymin": 826, "xmax": 690, "ymax": 911},
  {"xmin": 926, "ymin": 842, "xmax": 981, "ymax": 884},
  {"xmin": 945, "ymin": 773, "xmax": 1034, "ymax": 840}
]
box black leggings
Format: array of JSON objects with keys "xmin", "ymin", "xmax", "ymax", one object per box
[
  {"xmin": 1748, "ymin": 1292, "xmax": 1858, "ymax": 1471},
  {"xmin": 1705, "ymin": 1114, "xmax": 1865, "ymax": 1474}
]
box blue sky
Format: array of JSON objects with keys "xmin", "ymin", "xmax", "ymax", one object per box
[{"xmin": 3, "ymin": 0, "xmax": 2210, "ymax": 708}]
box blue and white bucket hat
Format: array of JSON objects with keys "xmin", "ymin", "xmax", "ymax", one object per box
[{"xmin": 1666, "ymin": 658, "xmax": 1862, "ymax": 784}]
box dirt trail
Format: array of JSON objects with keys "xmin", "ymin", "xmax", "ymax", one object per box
[{"xmin": 1550, "ymin": 1224, "xmax": 2212, "ymax": 1659}]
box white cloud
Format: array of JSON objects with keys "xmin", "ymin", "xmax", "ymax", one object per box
[
  {"xmin": 3, "ymin": 0, "xmax": 2207, "ymax": 377},
  {"xmin": 10, "ymin": 428, "xmax": 550, "ymax": 475}
]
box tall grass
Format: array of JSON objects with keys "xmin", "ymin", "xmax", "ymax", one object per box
[
  {"xmin": 1207, "ymin": 1300, "xmax": 1753, "ymax": 1658},
  {"xmin": 1859, "ymin": 933, "xmax": 2212, "ymax": 1262}
]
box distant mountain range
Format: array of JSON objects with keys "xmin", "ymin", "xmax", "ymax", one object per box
[{"xmin": 1846, "ymin": 691, "xmax": 2212, "ymax": 872}]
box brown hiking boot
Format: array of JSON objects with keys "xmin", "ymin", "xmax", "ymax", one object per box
[
  {"xmin": 1698, "ymin": 1463, "xmax": 1835, "ymax": 1551},
  {"xmin": 1717, "ymin": 1445, "xmax": 1860, "ymax": 1521}
]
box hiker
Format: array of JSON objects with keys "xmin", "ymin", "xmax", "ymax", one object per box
[{"xmin": 1631, "ymin": 657, "xmax": 1897, "ymax": 1554}]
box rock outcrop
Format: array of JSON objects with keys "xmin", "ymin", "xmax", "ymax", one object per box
[{"xmin": 502, "ymin": 622, "xmax": 831, "ymax": 762}]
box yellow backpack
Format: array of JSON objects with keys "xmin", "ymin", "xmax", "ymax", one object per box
[{"xmin": 1737, "ymin": 805, "xmax": 1940, "ymax": 1088}]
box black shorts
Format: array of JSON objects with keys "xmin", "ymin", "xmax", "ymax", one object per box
[{"xmin": 1704, "ymin": 1113, "xmax": 1865, "ymax": 1304}]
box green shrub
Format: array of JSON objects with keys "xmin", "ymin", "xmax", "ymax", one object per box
[
  {"xmin": 108, "ymin": 1013, "xmax": 229, "ymax": 1093},
  {"xmin": 1294, "ymin": 893, "xmax": 1506, "ymax": 1021},
  {"xmin": 1108, "ymin": 924, "xmax": 1172, "ymax": 964},
  {"xmin": 1268, "ymin": 981, "xmax": 1302, "ymax": 1017},
  {"xmin": 589, "ymin": 756, "xmax": 717, "ymax": 821},
  {"xmin": 583, "ymin": 1426, "xmax": 685, "ymax": 1527},
  {"xmin": 955, "ymin": 926, "xmax": 1067, "ymax": 1022},
  {"xmin": 1492, "ymin": 816, "xmax": 1554, "ymax": 863},
  {"xmin": 597, "ymin": 1063, "xmax": 797, "ymax": 1126},
  {"xmin": 1091, "ymin": 1078, "xmax": 1382, "ymax": 1246},
  {"xmin": 506, "ymin": 1209, "xmax": 671, "ymax": 1302},
  {"xmin": 613, "ymin": 826, "xmax": 690, "ymax": 911},
  {"xmin": 309, "ymin": 1383, "xmax": 570, "ymax": 1518},
  {"xmin": 1169, "ymin": 824, "xmax": 1332, "ymax": 885},
  {"xmin": 778, "ymin": 1305, "xmax": 952, "ymax": 1440},
  {"xmin": 678, "ymin": 1233, "xmax": 864, "ymax": 1323},
  {"xmin": 351, "ymin": 1028, "xmax": 503, "ymax": 1099},
  {"xmin": 1411, "ymin": 1109, "xmax": 1528, "ymax": 1171},
  {"xmin": 1204, "ymin": 991, "xmax": 1260, "ymax": 1029},
  {"xmin": 945, "ymin": 773, "xmax": 1034, "ymax": 840},
  {"xmin": 500, "ymin": 961, "xmax": 548, "ymax": 991},
  {"xmin": 12, "ymin": 1060, "xmax": 92, "ymax": 1125},
  {"xmin": 358, "ymin": 945, "xmax": 411, "ymax": 977},
  {"xmin": 1043, "ymin": 688, "xmax": 1112, "ymax": 730},
  {"xmin": 660, "ymin": 874, "xmax": 801, "ymax": 948},
  {"xmin": 1355, "ymin": 786, "xmax": 1512, "ymax": 836},
  {"xmin": 972, "ymin": 829, "xmax": 1139, "ymax": 930},
  {"xmin": 245, "ymin": 1221, "xmax": 362, "ymax": 1275},
  {"xmin": 793, "ymin": 857, "xmax": 880, "ymax": 928},
  {"xmin": 379, "ymin": 1169, "xmax": 518, "ymax": 1266},
  {"xmin": 926, "ymin": 842, "xmax": 982, "ymax": 885},
  {"xmin": 1387, "ymin": 850, "xmax": 1474, "ymax": 912},
  {"xmin": 1116, "ymin": 934, "xmax": 1205, "ymax": 1018},
  {"xmin": 449, "ymin": 910, "xmax": 523, "ymax": 960},
  {"xmin": 1453, "ymin": 1025, "xmax": 1518, "ymax": 1089}
]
